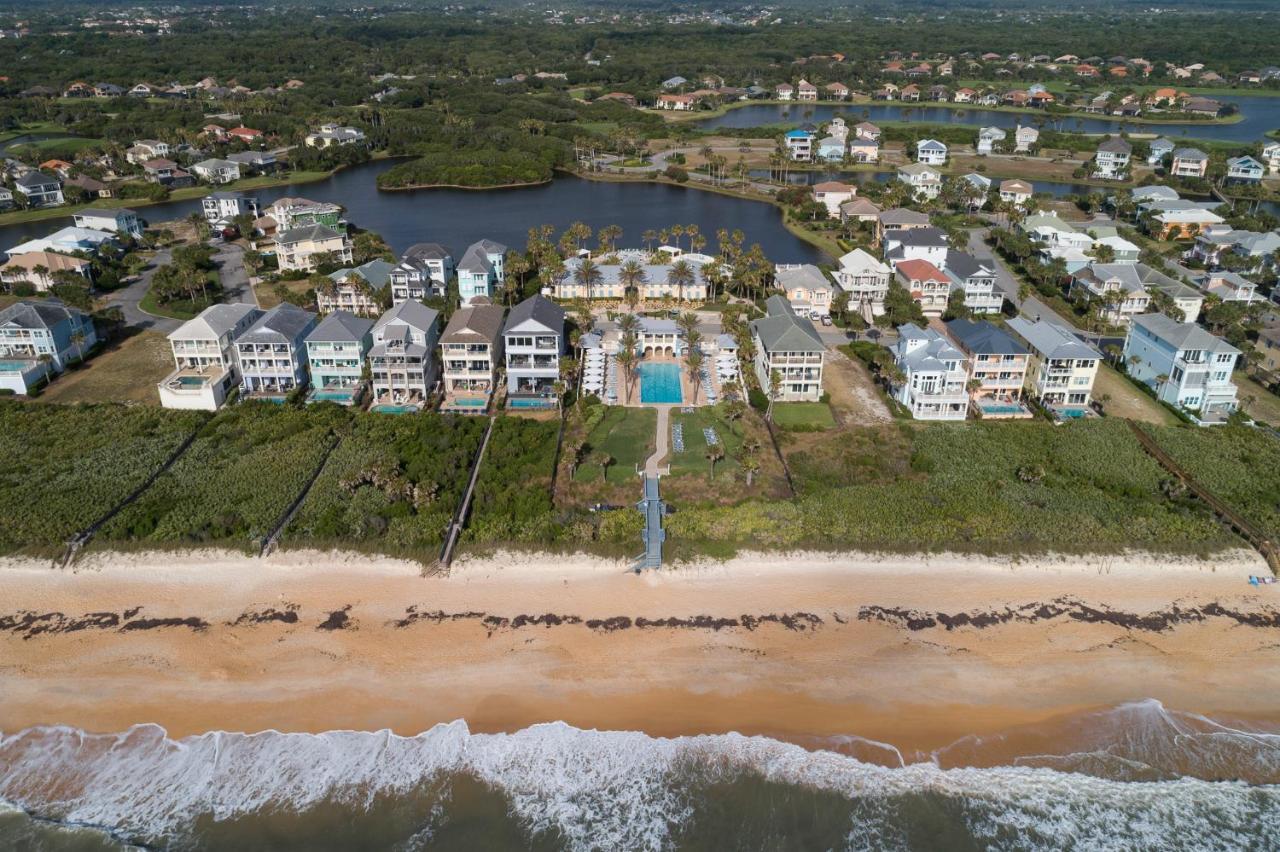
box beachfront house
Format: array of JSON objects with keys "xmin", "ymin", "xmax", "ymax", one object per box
[
  {"xmin": 775, "ymin": 264, "xmax": 835, "ymax": 318},
  {"xmin": 0, "ymin": 299, "xmax": 97, "ymax": 394},
  {"xmin": 234, "ymin": 303, "xmax": 317, "ymax": 399},
  {"xmin": 1092, "ymin": 136, "xmax": 1132, "ymax": 180},
  {"xmin": 457, "ymin": 239, "xmax": 507, "ymax": 303},
  {"xmin": 72, "ymin": 207, "xmax": 144, "ymax": 239},
  {"xmin": 944, "ymin": 319, "xmax": 1032, "ymax": 418},
  {"xmin": 1007, "ymin": 317, "xmax": 1101, "ymax": 414},
  {"xmin": 158, "ymin": 303, "xmax": 261, "ymax": 410},
  {"xmin": 440, "ymin": 303, "xmax": 506, "ymax": 410},
  {"xmin": 368, "ymin": 300, "xmax": 441, "ymax": 409},
  {"xmin": 1122, "ymin": 312, "xmax": 1239, "ymax": 422},
  {"xmin": 897, "ymin": 163, "xmax": 942, "ymax": 200},
  {"xmin": 276, "ymin": 224, "xmax": 353, "ymax": 273},
  {"xmin": 890, "ymin": 323, "xmax": 970, "ymax": 420},
  {"xmin": 834, "ymin": 248, "xmax": 891, "ymax": 319},
  {"xmin": 319, "ymin": 260, "xmax": 394, "ymax": 316},
  {"xmin": 749, "ymin": 295, "xmax": 825, "ymax": 402},
  {"xmin": 304, "ymin": 310, "xmax": 374, "ymax": 405},
  {"xmin": 503, "ymin": 294, "xmax": 565, "ymax": 406},
  {"xmin": 389, "ymin": 243, "xmax": 454, "ymax": 304}
]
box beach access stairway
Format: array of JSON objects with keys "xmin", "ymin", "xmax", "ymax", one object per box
[
  {"xmin": 259, "ymin": 431, "xmax": 343, "ymax": 557},
  {"xmin": 634, "ymin": 475, "xmax": 665, "ymax": 571},
  {"xmin": 439, "ymin": 410, "xmax": 497, "ymax": 569}
]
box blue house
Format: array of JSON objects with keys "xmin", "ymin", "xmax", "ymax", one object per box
[
  {"xmin": 816, "ymin": 136, "xmax": 846, "ymax": 162},
  {"xmin": 1226, "ymin": 155, "xmax": 1265, "ymax": 185},
  {"xmin": 457, "ymin": 239, "xmax": 507, "ymax": 303}
]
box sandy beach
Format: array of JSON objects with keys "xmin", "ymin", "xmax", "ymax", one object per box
[{"xmin": 3, "ymin": 548, "xmax": 1280, "ymax": 759}]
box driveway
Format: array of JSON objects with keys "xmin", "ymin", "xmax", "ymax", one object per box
[
  {"xmin": 213, "ymin": 241, "xmax": 258, "ymax": 307},
  {"xmin": 104, "ymin": 248, "xmax": 180, "ymax": 334}
]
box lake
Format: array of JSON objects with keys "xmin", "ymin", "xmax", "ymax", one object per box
[
  {"xmin": 695, "ymin": 96, "xmax": 1280, "ymax": 142},
  {"xmin": 0, "ymin": 160, "xmax": 825, "ymax": 264}
]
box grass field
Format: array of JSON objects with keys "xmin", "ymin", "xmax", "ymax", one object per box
[
  {"xmin": 574, "ymin": 406, "xmax": 656, "ymax": 484},
  {"xmin": 668, "ymin": 406, "xmax": 742, "ymax": 480},
  {"xmin": 771, "ymin": 402, "xmax": 837, "ymax": 430},
  {"xmin": 1233, "ymin": 371, "xmax": 1280, "ymax": 427},
  {"xmin": 1093, "ymin": 364, "xmax": 1179, "ymax": 426},
  {"xmin": 254, "ymin": 278, "xmax": 313, "ymax": 310},
  {"xmin": 39, "ymin": 332, "xmax": 171, "ymax": 406}
]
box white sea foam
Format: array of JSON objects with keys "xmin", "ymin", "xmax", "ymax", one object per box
[{"xmin": 1, "ymin": 708, "xmax": 1279, "ymax": 851}]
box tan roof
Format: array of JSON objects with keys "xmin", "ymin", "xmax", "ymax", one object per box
[
  {"xmin": 813, "ymin": 181, "xmax": 855, "ymax": 193},
  {"xmin": 1, "ymin": 251, "xmax": 92, "ymax": 275},
  {"xmin": 441, "ymin": 304, "xmax": 506, "ymax": 345}
]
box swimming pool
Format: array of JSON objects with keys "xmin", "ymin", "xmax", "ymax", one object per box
[
  {"xmin": 310, "ymin": 388, "xmax": 357, "ymax": 404},
  {"xmin": 450, "ymin": 398, "xmax": 488, "ymax": 407},
  {"xmin": 175, "ymin": 376, "xmax": 208, "ymax": 388},
  {"xmin": 0, "ymin": 360, "xmax": 32, "ymax": 373},
  {"xmin": 509, "ymin": 397, "xmax": 555, "ymax": 409},
  {"xmin": 979, "ymin": 403, "xmax": 1027, "ymax": 415},
  {"xmin": 371, "ymin": 404, "xmax": 419, "ymax": 414},
  {"xmin": 639, "ymin": 362, "xmax": 683, "ymax": 404}
]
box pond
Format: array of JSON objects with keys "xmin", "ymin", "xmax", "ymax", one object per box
[
  {"xmin": 0, "ymin": 160, "xmax": 825, "ymax": 264},
  {"xmin": 694, "ymin": 96, "xmax": 1280, "ymax": 143}
]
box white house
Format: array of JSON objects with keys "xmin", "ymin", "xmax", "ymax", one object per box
[
  {"xmin": 976, "ymin": 126, "xmax": 1005, "ymax": 155},
  {"xmin": 305, "ymin": 124, "xmax": 366, "ymax": 148},
  {"xmin": 897, "ymin": 162, "xmax": 942, "ymax": 200},
  {"xmin": 13, "ymin": 172, "xmax": 64, "ymax": 207},
  {"xmin": 1014, "ymin": 125, "xmax": 1039, "ymax": 153},
  {"xmin": 73, "ymin": 207, "xmax": 143, "ymax": 239},
  {"xmin": 5, "ymin": 226, "xmax": 117, "ymax": 259},
  {"xmin": 1262, "ymin": 141, "xmax": 1280, "ymax": 175},
  {"xmin": 1123, "ymin": 312, "xmax": 1239, "ymax": 422},
  {"xmin": 883, "ymin": 226, "xmax": 949, "ymax": 267},
  {"xmin": 1092, "ymin": 136, "xmax": 1132, "ymax": 180},
  {"xmin": 916, "ymin": 138, "xmax": 948, "ymax": 165},
  {"xmin": 321, "ymin": 259, "xmax": 394, "ymax": 317},
  {"xmin": 749, "ymin": 295, "xmax": 825, "ymax": 402},
  {"xmin": 835, "ymin": 248, "xmax": 891, "ymax": 318},
  {"xmin": 234, "ymin": 303, "xmax": 318, "ymax": 399},
  {"xmin": 775, "ymin": 264, "xmax": 835, "ymax": 318},
  {"xmin": 784, "ymin": 128, "xmax": 814, "ymax": 161},
  {"xmin": 943, "ymin": 251, "xmax": 1003, "ymax": 314},
  {"xmin": 891, "ymin": 323, "xmax": 969, "ymax": 420},
  {"xmin": 158, "ymin": 303, "xmax": 261, "ymax": 410},
  {"xmin": 191, "ymin": 158, "xmax": 241, "ymax": 184},
  {"xmin": 1006, "ymin": 317, "xmax": 1101, "ymax": 412},
  {"xmin": 1069, "ymin": 262, "xmax": 1202, "ymax": 325},
  {"xmin": 1226, "ymin": 155, "xmax": 1265, "ymax": 184},
  {"xmin": 812, "ymin": 181, "xmax": 856, "ymax": 218},
  {"xmin": 502, "ymin": 294, "xmax": 564, "ymax": 404},
  {"xmin": 202, "ymin": 192, "xmax": 259, "ymax": 225},
  {"xmin": 998, "ymin": 179, "xmax": 1033, "ymax": 206},
  {"xmin": 368, "ymin": 299, "xmax": 441, "ymax": 409}
]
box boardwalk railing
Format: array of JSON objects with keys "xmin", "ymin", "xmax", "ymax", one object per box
[
  {"xmin": 259, "ymin": 432, "xmax": 342, "ymax": 558},
  {"xmin": 1129, "ymin": 421, "xmax": 1280, "ymax": 574},
  {"xmin": 439, "ymin": 413, "xmax": 497, "ymax": 569}
]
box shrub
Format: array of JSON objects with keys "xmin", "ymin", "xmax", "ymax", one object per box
[{"xmin": 748, "ymin": 387, "xmax": 769, "ymax": 411}]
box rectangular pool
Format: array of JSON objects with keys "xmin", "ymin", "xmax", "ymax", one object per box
[
  {"xmin": 509, "ymin": 397, "xmax": 556, "ymax": 409},
  {"xmin": 450, "ymin": 398, "xmax": 488, "ymax": 407},
  {"xmin": 310, "ymin": 388, "xmax": 357, "ymax": 403},
  {"xmin": 0, "ymin": 360, "xmax": 33, "ymax": 373},
  {"xmin": 639, "ymin": 362, "xmax": 683, "ymax": 404},
  {"xmin": 371, "ymin": 404, "xmax": 419, "ymax": 414}
]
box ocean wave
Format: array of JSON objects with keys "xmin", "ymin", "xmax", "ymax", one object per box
[{"xmin": 1, "ymin": 705, "xmax": 1278, "ymax": 851}]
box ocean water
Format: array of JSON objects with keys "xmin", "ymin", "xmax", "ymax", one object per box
[{"xmin": 1, "ymin": 700, "xmax": 1278, "ymax": 850}]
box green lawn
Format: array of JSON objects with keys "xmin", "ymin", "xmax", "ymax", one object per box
[
  {"xmin": 771, "ymin": 402, "xmax": 837, "ymax": 430},
  {"xmin": 669, "ymin": 406, "xmax": 744, "ymax": 479},
  {"xmin": 7, "ymin": 136, "xmax": 104, "ymax": 155},
  {"xmin": 1234, "ymin": 371, "xmax": 1280, "ymax": 427},
  {"xmin": 574, "ymin": 406, "xmax": 657, "ymax": 484},
  {"xmin": 138, "ymin": 271, "xmax": 221, "ymax": 320}
]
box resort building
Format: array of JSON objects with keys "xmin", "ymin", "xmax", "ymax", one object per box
[
  {"xmin": 234, "ymin": 303, "xmax": 318, "ymax": 400},
  {"xmin": 319, "ymin": 260, "xmax": 394, "ymax": 316},
  {"xmin": 0, "ymin": 299, "xmax": 97, "ymax": 394},
  {"xmin": 159, "ymin": 303, "xmax": 261, "ymax": 410},
  {"xmin": 749, "ymin": 295, "xmax": 826, "ymax": 402},
  {"xmin": 558, "ymin": 251, "xmax": 712, "ymax": 302},
  {"xmin": 305, "ymin": 311, "xmax": 373, "ymax": 405},
  {"xmin": 891, "ymin": 323, "xmax": 970, "ymax": 421},
  {"xmin": 440, "ymin": 303, "xmax": 506, "ymax": 410},
  {"xmin": 834, "ymin": 248, "xmax": 891, "ymax": 319},
  {"xmin": 1007, "ymin": 317, "xmax": 1101, "ymax": 414},
  {"xmin": 775, "ymin": 264, "xmax": 835, "ymax": 318},
  {"xmin": 944, "ymin": 319, "xmax": 1032, "ymax": 418},
  {"xmin": 368, "ymin": 300, "xmax": 441, "ymax": 410},
  {"xmin": 389, "ymin": 243, "xmax": 453, "ymax": 304},
  {"xmin": 1122, "ymin": 312, "xmax": 1239, "ymax": 423},
  {"xmin": 502, "ymin": 295, "xmax": 565, "ymax": 406},
  {"xmin": 276, "ymin": 224, "xmax": 353, "ymax": 273},
  {"xmin": 457, "ymin": 239, "xmax": 507, "ymax": 303}
]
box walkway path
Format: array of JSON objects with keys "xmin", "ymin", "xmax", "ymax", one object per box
[{"xmin": 644, "ymin": 405, "xmax": 672, "ymax": 477}]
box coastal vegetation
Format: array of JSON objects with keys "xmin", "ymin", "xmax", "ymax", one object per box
[{"xmin": 466, "ymin": 417, "xmax": 562, "ymax": 546}]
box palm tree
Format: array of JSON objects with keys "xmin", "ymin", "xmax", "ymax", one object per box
[
  {"xmin": 619, "ymin": 259, "xmax": 646, "ymax": 303},
  {"xmin": 705, "ymin": 444, "xmax": 725, "ymax": 480},
  {"xmin": 616, "ymin": 344, "xmax": 637, "ymax": 404},
  {"xmin": 573, "ymin": 257, "xmax": 603, "ymax": 296},
  {"xmin": 686, "ymin": 348, "xmax": 704, "ymax": 404},
  {"xmin": 766, "ymin": 369, "xmax": 783, "ymax": 421},
  {"xmin": 618, "ymin": 312, "xmax": 639, "ymax": 335},
  {"xmin": 589, "ymin": 450, "xmax": 613, "ymax": 482},
  {"xmin": 36, "ymin": 353, "xmax": 53, "ymax": 385},
  {"xmin": 676, "ymin": 311, "xmax": 699, "ymax": 340},
  {"xmin": 668, "ymin": 260, "xmax": 694, "ymax": 302}
]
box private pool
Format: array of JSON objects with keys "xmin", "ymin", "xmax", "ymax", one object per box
[
  {"xmin": 509, "ymin": 397, "xmax": 556, "ymax": 409},
  {"xmin": 639, "ymin": 362, "xmax": 683, "ymax": 404},
  {"xmin": 0, "ymin": 360, "xmax": 32, "ymax": 372},
  {"xmin": 371, "ymin": 403, "xmax": 419, "ymax": 414},
  {"xmin": 450, "ymin": 398, "xmax": 488, "ymax": 408},
  {"xmin": 175, "ymin": 376, "xmax": 208, "ymax": 388},
  {"xmin": 310, "ymin": 388, "xmax": 358, "ymax": 404}
]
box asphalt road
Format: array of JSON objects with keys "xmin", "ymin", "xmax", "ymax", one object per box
[{"xmin": 104, "ymin": 240, "xmax": 256, "ymax": 334}]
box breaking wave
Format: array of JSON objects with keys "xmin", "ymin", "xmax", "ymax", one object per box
[{"xmin": 1, "ymin": 701, "xmax": 1278, "ymax": 850}]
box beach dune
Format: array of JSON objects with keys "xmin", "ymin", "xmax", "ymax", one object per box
[{"xmin": 2, "ymin": 548, "xmax": 1278, "ymax": 758}]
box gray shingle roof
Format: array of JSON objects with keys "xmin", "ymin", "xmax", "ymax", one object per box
[
  {"xmin": 239, "ymin": 303, "xmax": 316, "ymax": 344},
  {"xmin": 1097, "ymin": 136, "xmax": 1132, "ymax": 154},
  {"xmin": 503, "ymin": 294, "xmax": 564, "ymax": 335},
  {"xmin": 945, "ymin": 319, "xmax": 1029, "ymax": 356},
  {"xmin": 403, "ymin": 242, "xmax": 452, "ymax": 261},
  {"xmin": 750, "ymin": 295, "xmax": 825, "ymax": 353},
  {"xmin": 879, "ymin": 208, "xmax": 930, "ymax": 227},
  {"xmin": 373, "ymin": 299, "xmax": 439, "ymax": 333},
  {"xmin": 0, "ymin": 298, "xmax": 86, "ymax": 330},
  {"xmin": 441, "ymin": 304, "xmax": 506, "ymax": 344},
  {"xmin": 329, "ymin": 259, "xmax": 394, "ymax": 290},
  {"xmin": 1132, "ymin": 312, "xmax": 1239, "ymax": 354},
  {"xmin": 307, "ymin": 310, "xmax": 373, "ymax": 343},
  {"xmin": 1007, "ymin": 317, "xmax": 1100, "ymax": 361},
  {"xmin": 170, "ymin": 303, "xmax": 260, "ymax": 341},
  {"xmin": 277, "ymin": 224, "xmax": 343, "ymax": 245}
]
